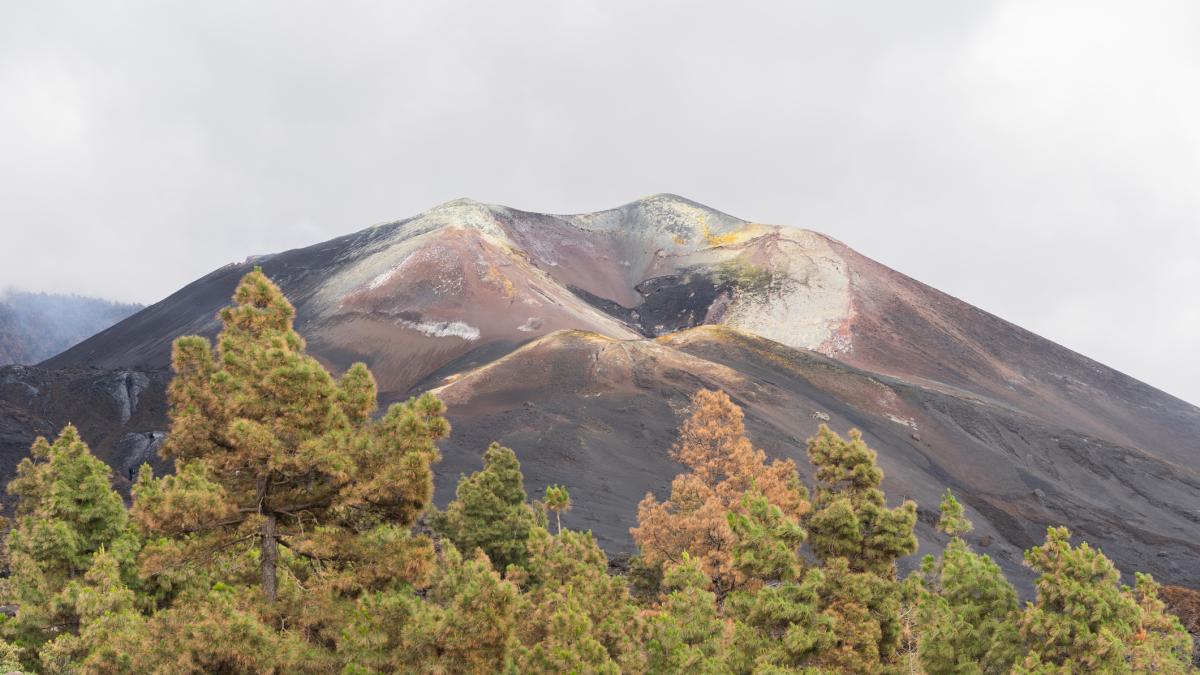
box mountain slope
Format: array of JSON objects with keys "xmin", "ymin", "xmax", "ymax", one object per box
[
  {"xmin": 431, "ymin": 327, "xmax": 1200, "ymax": 589},
  {"xmin": 0, "ymin": 291, "xmax": 142, "ymax": 366},
  {"xmin": 14, "ymin": 194, "xmax": 1200, "ymax": 589}
]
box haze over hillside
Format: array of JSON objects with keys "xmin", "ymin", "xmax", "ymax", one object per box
[
  {"xmin": 0, "ymin": 291, "xmax": 142, "ymax": 366},
  {"xmin": 3, "ymin": 195, "xmax": 1198, "ymax": 593}
]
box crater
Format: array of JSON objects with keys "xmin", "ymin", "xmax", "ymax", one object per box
[{"xmin": 570, "ymin": 270, "xmax": 734, "ymax": 337}]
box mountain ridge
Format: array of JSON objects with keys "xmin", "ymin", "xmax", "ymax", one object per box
[
  {"xmin": 10, "ymin": 195, "xmax": 1198, "ymax": 591},
  {"xmin": 0, "ymin": 290, "xmax": 142, "ymax": 367}
]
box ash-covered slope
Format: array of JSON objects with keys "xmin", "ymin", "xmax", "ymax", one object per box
[
  {"xmin": 17, "ymin": 193, "xmax": 1200, "ymax": 588},
  {"xmin": 431, "ymin": 327, "xmax": 1200, "ymax": 589},
  {"xmin": 820, "ymin": 239, "xmax": 1200, "ymax": 470},
  {"xmin": 0, "ymin": 365, "xmax": 170, "ymax": 490}
]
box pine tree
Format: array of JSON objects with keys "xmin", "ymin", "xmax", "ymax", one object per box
[
  {"xmin": 1016, "ymin": 526, "xmax": 1135, "ymax": 671},
  {"xmin": 643, "ymin": 554, "xmax": 736, "ymax": 673},
  {"xmin": 132, "ymin": 269, "xmax": 449, "ymax": 604},
  {"xmin": 432, "ymin": 442, "xmax": 540, "ymax": 572},
  {"xmin": 0, "ymin": 639, "xmax": 21, "ymax": 674},
  {"xmin": 518, "ymin": 529, "xmax": 645, "ymax": 672},
  {"xmin": 806, "ymin": 425, "xmax": 917, "ymax": 577},
  {"xmin": 340, "ymin": 544, "xmax": 521, "ymax": 673},
  {"xmin": 1159, "ymin": 584, "xmax": 1200, "ymax": 668},
  {"xmin": 516, "ymin": 591, "xmax": 620, "ymax": 675},
  {"xmin": 36, "ymin": 547, "xmax": 147, "ymax": 673},
  {"xmin": 632, "ymin": 389, "xmax": 809, "ymax": 598},
  {"xmin": 718, "ymin": 490, "xmax": 836, "ymax": 671},
  {"xmin": 803, "ymin": 425, "xmax": 918, "ymax": 670},
  {"xmin": 3, "ymin": 425, "xmax": 140, "ymax": 649},
  {"xmin": 106, "ymin": 587, "xmax": 312, "ymax": 674},
  {"xmin": 1127, "ymin": 574, "xmax": 1195, "ymax": 673},
  {"xmin": 542, "ymin": 484, "xmax": 570, "ymax": 535},
  {"xmin": 916, "ymin": 490, "xmax": 1019, "ymax": 674},
  {"xmin": 806, "ymin": 555, "xmax": 900, "ymax": 674},
  {"xmin": 723, "ymin": 565, "xmax": 834, "ymax": 670},
  {"xmin": 1016, "ymin": 526, "xmax": 1193, "ymax": 673},
  {"xmin": 936, "ymin": 488, "xmax": 973, "ymax": 538},
  {"xmin": 726, "ymin": 491, "xmax": 807, "ymax": 584}
]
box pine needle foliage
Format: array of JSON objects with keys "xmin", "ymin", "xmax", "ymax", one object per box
[
  {"xmin": 432, "ymin": 442, "xmax": 540, "ymax": 573},
  {"xmin": 632, "ymin": 389, "xmax": 810, "ymax": 598},
  {"xmin": 3, "ymin": 425, "xmax": 139, "ymax": 650},
  {"xmin": 806, "ymin": 424, "xmax": 917, "ymax": 577},
  {"xmin": 916, "ymin": 490, "xmax": 1019, "ymax": 674},
  {"xmin": 542, "ymin": 484, "xmax": 571, "ymax": 535},
  {"xmin": 1015, "ymin": 526, "xmax": 1193, "ymax": 673},
  {"xmin": 133, "ymin": 269, "xmax": 449, "ymax": 604}
]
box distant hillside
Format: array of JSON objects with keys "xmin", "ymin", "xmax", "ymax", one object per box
[{"xmin": 0, "ymin": 291, "xmax": 143, "ymax": 366}]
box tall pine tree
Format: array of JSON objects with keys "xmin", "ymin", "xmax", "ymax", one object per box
[
  {"xmin": 806, "ymin": 425, "xmax": 917, "ymax": 576},
  {"xmin": 3, "ymin": 425, "xmax": 140, "ymax": 650},
  {"xmin": 517, "ymin": 529, "xmax": 645, "ymax": 672},
  {"xmin": 804, "ymin": 425, "xmax": 918, "ymax": 671},
  {"xmin": 915, "ymin": 490, "xmax": 1019, "ymax": 674},
  {"xmin": 133, "ymin": 269, "xmax": 449, "ymax": 603},
  {"xmin": 432, "ymin": 442, "xmax": 540, "ymax": 573},
  {"xmin": 632, "ymin": 388, "xmax": 809, "ymax": 598}
]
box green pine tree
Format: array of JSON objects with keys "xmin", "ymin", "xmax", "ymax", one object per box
[
  {"xmin": 542, "ymin": 485, "xmax": 571, "ymax": 535},
  {"xmin": 1127, "ymin": 573, "xmax": 1195, "ymax": 673},
  {"xmin": 806, "ymin": 425, "xmax": 918, "ymax": 577},
  {"xmin": 517, "ymin": 591, "xmax": 620, "ymax": 675},
  {"xmin": 724, "ymin": 565, "xmax": 834, "ymax": 670},
  {"xmin": 36, "ymin": 547, "xmax": 148, "ymax": 674},
  {"xmin": 1015, "ymin": 526, "xmax": 1193, "ymax": 673},
  {"xmin": 518, "ymin": 529, "xmax": 645, "ymax": 672},
  {"xmin": 936, "ymin": 488, "xmax": 973, "ymax": 538},
  {"xmin": 340, "ymin": 543, "xmax": 521, "ymax": 673},
  {"xmin": 109, "ymin": 586, "xmax": 309, "ymax": 674},
  {"xmin": 803, "ymin": 425, "xmax": 917, "ymax": 670},
  {"xmin": 726, "ymin": 491, "xmax": 807, "ymax": 584},
  {"xmin": 916, "ymin": 491, "xmax": 1019, "ymax": 674},
  {"xmin": 132, "ymin": 269, "xmax": 449, "ymax": 604},
  {"xmin": 721, "ymin": 491, "xmax": 832, "ymax": 671},
  {"xmin": 432, "ymin": 442, "xmax": 540, "ymax": 572},
  {"xmin": 3, "ymin": 425, "xmax": 140, "ymax": 651},
  {"xmin": 643, "ymin": 554, "xmax": 735, "ymax": 674}
]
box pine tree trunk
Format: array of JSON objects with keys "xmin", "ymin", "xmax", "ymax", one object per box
[
  {"xmin": 261, "ymin": 512, "xmax": 278, "ymax": 602},
  {"xmin": 556, "ymin": 511, "xmax": 562, "ymax": 535}
]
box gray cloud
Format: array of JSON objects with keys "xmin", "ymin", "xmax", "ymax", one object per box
[{"xmin": 1, "ymin": 1, "xmax": 1197, "ymax": 404}]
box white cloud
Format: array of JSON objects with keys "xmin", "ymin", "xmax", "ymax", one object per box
[{"xmin": 0, "ymin": 0, "xmax": 1196, "ymax": 403}]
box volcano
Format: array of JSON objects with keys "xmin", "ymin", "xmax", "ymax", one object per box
[{"xmin": 3, "ymin": 194, "xmax": 1198, "ymax": 590}]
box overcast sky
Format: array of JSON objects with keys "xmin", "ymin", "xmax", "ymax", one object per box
[{"xmin": 1, "ymin": 1, "xmax": 1198, "ymax": 404}]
